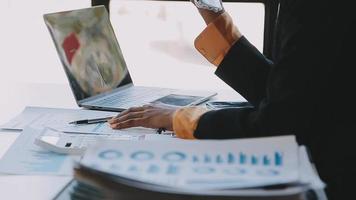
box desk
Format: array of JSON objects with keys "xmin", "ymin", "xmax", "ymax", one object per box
[
  {"xmin": 0, "ymin": 82, "xmax": 77, "ymax": 199},
  {"xmin": 0, "ymin": 81, "xmax": 244, "ymax": 199}
]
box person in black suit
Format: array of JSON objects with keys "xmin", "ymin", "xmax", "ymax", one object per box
[{"xmin": 109, "ymin": 1, "xmax": 355, "ymax": 198}]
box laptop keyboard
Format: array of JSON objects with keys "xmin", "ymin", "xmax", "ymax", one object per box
[{"xmin": 92, "ymin": 87, "xmax": 171, "ymax": 108}]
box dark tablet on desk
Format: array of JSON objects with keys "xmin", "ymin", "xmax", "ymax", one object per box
[{"xmin": 151, "ymin": 94, "xmax": 204, "ymax": 106}]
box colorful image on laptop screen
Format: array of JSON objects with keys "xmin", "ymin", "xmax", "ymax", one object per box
[{"xmin": 44, "ymin": 6, "xmax": 131, "ymax": 100}]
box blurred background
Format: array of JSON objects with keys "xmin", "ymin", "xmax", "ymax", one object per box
[{"xmin": 0, "ymin": 0, "xmax": 264, "ymax": 122}]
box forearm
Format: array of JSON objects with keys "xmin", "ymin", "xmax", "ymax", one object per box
[{"xmin": 216, "ymin": 36, "xmax": 272, "ymax": 106}]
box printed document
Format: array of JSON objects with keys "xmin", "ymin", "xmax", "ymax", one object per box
[
  {"xmin": 0, "ymin": 106, "xmax": 156, "ymax": 135},
  {"xmin": 0, "ymin": 127, "xmax": 80, "ymax": 176},
  {"xmin": 80, "ymin": 136, "xmax": 301, "ymax": 190}
]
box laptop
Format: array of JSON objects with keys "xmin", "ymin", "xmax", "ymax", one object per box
[{"xmin": 44, "ymin": 6, "xmax": 216, "ymax": 111}]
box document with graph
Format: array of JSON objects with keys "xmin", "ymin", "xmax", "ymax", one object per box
[{"xmin": 79, "ymin": 136, "xmax": 300, "ymax": 190}]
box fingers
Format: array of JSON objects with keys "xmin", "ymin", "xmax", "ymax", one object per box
[
  {"xmin": 108, "ymin": 106, "xmax": 144, "ymax": 123},
  {"xmin": 109, "ymin": 111, "xmax": 144, "ymax": 125},
  {"xmin": 108, "ymin": 106, "xmax": 150, "ymax": 129},
  {"xmin": 111, "ymin": 118, "xmax": 146, "ymax": 129},
  {"xmin": 190, "ymin": 0, "xmax": 225, "ymax": 25},
  {"xmin": 107, "ymin": 104, "xmax": 175, "ymax": 130},
  {"xmin": 198, "ymin": 9, "xmax": 224, "ymax": 25}
]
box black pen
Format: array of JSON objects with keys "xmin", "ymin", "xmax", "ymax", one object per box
[
  {"xmin": 69, "ymin": 116, "xmax": 114, "ymax": 125},
  {"xmin": 156, "ymin": 127, "xmax": 166, "ymax": 134}
]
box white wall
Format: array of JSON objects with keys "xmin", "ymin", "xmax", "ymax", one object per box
[{"xmin": 0, "ymin": 0, "xmax": 89, "ymax": 84}]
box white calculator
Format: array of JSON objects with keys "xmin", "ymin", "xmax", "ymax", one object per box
[{"xmin": 34, "ymin": 128, "xmax": 143, "ymax": 155}]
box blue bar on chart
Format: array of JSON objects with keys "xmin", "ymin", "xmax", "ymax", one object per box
[
  {"xmin": 228, "ymin": 153, "xmax": 235, "ymax": 164},
  {"xmin": 239, "ymin": 152, "xmax": 247, "ymax": 164},
  {"xmin": 275, "ymin": 152, "xmax": 283, "ymax": 166},
  {"xmin": 216, "ymin": 155, "xmax": 224, "ymax": 164},
  {"xmin": 204, "ymin": 154, "xmax": 212, "ymax": 163},
  {"xmin": 147, "ymin": 164, "xmax": 160, "ymax": 174},
  {"xmin": 263, "ymin": 155, "xmax": 270, "ymax": 166},
  {"xmin": 128, "ymin": 165, "xmax": 140, "ymax": 174},
  {"xmin": 192, "ymin": 155, "xmax": 199, "ymax": 163},
  {"xmin": 188, "ymin": 151, "xmax": 283, "ymax": 167},
  {"xmin": 166, "ymin": 164, "xmax": 180, "ymax": 175},
  {"xmin": 251, "ymin": 155, "xmax": 259, "ymax": 165}
]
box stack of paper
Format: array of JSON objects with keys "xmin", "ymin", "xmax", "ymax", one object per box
[
  {"xmin": 0, "ymin": 127, "xmax": 80, "ymax": 176},
  {"xmin": 0, "ymin": 106, "xmax": 157, "ymax": 135},
  {"xmin": 0, "ymin": 107, "xmax": 175, "ymax": 176},
  {"xmin": 65, "ymin": 136, "xmax": 325, "ymax": 199}
]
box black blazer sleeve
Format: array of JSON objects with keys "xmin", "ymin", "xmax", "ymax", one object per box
[
  {"xmin": 193, "ymin": 2, "xmax": 333, "ymax": 140},
  {"xmin": 215, "ymin": 36, "xmax": 273, "ymax": 106}
]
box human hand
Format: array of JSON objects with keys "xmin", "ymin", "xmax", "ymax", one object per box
[
  {"xmin": 108, "ymin": 104, "xmax": 179, "ymax": 131},
  {"xmin": 190, "ymin": 0, "xmax": 225, "ymax": 25}
]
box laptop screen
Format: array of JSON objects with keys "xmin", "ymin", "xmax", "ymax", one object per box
[{"xmin": 44, "ymin": 6, "xmax": 132, "ymax": 101}]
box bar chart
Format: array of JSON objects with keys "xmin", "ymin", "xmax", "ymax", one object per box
[
  {"xmin": 85, "ymin": 136, "xmax": 298, "ymax": 189},
  {"xmin": 98, "ymin": 150, "xmax": 284, "ymax": 167},
  {"xmin": 172, "ymin": 151, "xmax": 283, "ymax": 167}
]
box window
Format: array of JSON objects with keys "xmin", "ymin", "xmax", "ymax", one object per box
[{"xmin": 108, "ymin": 0, "xmax": 265, "ymax": 91}]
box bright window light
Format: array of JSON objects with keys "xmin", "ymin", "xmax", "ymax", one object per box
[{"xmin": 110, "ymin": 0, "xmax": 264, "ymax": 91}]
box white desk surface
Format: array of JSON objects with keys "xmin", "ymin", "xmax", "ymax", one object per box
[
  {"xmin": 0, "ymin": 81, "xmax": 244, "ymax": 200},
  {"xmin": 0, "ymin": 82, "xmax": 77, "ymax": 199}
]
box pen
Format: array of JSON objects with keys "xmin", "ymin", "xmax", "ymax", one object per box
[
  {"xmin": 156, "ymin": 127, "xmax": 166, "ymax": 134},
  {"xmin": 156, "ymin": 128, "xmax": 175, "ymax": 137},
  {"xmin": 69, "ymin": 116, "xmax": 114, "ymax": 125}
]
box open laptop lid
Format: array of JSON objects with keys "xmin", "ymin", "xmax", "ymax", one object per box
[{"xmin": 44, "ymin": 6, "xmax": 132, "ymax": 104}]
